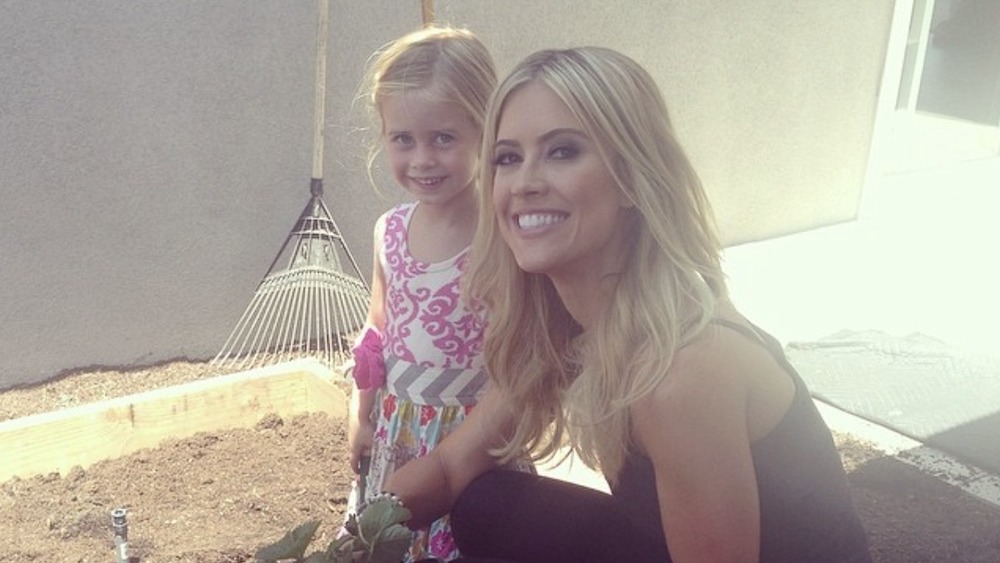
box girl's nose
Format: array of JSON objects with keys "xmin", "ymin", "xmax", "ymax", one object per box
[{"xmin": 410, "ymin": 144, "xmax": 437, "ymax": 170}]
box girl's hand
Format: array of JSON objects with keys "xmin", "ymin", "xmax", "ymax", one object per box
[{"xmin": 348, "ymin": 414, "xmax": 376, "ymax": 474}]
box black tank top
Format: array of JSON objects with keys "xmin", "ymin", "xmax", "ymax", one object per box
[{"xmin": 610, "ymin": 319, "xmax": 873, "ymax": 562}]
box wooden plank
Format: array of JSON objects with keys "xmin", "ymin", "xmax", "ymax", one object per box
[{"xmin": 0, "ymin": 359, "xmax": 347, "ymax": 482}]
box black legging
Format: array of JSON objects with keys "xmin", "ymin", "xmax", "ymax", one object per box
[{"xmin": 447, "ymin": 470, "xmax": 670, "ymax": 563}]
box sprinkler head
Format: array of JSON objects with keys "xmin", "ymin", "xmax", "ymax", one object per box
[{"xmin": 111, "ymin": 508, "xmax": 128, "ymax": 540}]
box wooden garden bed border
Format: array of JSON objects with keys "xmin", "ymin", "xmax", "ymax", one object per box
[{"xmin": 0, "ymin": 359, "xmax": 347, "ymax": 482}]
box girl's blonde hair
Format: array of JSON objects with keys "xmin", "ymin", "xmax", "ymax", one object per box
[
  {"xmin": 359, "ymin": 26, "xmax": 496, "ymax": 187},
  {"xmin": 464, "ymin": 47, "xmax": 727, "ymax": 482}
]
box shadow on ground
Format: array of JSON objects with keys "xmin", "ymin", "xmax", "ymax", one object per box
[{"xmin": 847, "ymin": 454, "xmax": 1000, "ymax": 563}]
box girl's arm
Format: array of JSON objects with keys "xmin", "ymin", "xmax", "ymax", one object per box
[
  {"xmin": 631, "ymin": 328, "xmax": 765, "ymax": 563},
  {"xmin": 347, "ymin": 386, "xmax": 377, "ymax": 473},
  {"xmin": 347, "ymin": 216, "xmax": 389, "ymax": 474},
  {"xmin": 383, "ymin": 384, "xmax": 514, "ymax": 529}
]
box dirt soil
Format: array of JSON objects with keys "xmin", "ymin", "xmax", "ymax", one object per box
[{"xmin": 2, "ymin": 360, "xmax": 1000, "ymax": 563}]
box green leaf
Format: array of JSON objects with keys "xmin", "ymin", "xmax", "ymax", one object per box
[
  {"xmin": 323, "ymin": 534, "xmax": 358, "ymax": 563},
  {"xmin": 303, "ymin": 552, "xmax": 331, "ymax": 563},
  {"xmin": 369, "ymin": 524, "xmax": 413, "ymax": 563},
  {"xmin": 254, "ymin": 519, "xmax": 321, "ymax": 562},
  {"xmin": 357, "ymin": 497, "xmax": 412, "ymax": 545}
]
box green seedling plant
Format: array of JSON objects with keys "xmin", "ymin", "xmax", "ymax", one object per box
[{"xmin": 254, "ymin": 496, "xmax": 413, "ymax": 563}]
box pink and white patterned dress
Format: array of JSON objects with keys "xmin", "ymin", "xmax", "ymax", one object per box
[{"xmin": 362, "ymin": 202, "xmax": 489, "ymax": 561}]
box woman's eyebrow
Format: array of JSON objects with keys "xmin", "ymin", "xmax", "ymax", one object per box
[
  {"xmin": 495, "ymin": 127, "xmax": 586, "ymax": 149},
  {"xmin": 538, "ymin": 127, "xmax": 586, "ymax": 142},
  {"xmin": 494, "ymin": 139, "xmax": 519, "ymax": 149}
]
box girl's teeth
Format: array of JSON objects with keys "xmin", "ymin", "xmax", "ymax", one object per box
[{"xmin": 518, "ymin": 213, "xmax": 565, "ymax": 229}]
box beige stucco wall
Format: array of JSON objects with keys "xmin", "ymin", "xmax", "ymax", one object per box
[{"xmin": 0, "ymin": 1, "xmax": 894, "ymax": 389}]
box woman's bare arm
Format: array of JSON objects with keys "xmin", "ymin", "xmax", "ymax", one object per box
[
  {"xmin": 631, "ymin": 328, "xmax": 764, "ymax": 563},
  {"xmin": 383, "ymin": 385, "xmax": 514, "ymax": 528}
]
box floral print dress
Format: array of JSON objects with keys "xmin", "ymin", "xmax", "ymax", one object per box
[{"xmin": 357, "ymin": 202, "xmax": 489, "ymax": 561}]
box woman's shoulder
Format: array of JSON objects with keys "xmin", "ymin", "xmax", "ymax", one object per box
[
  {"xmin": 636, "ymin": 321, "xmax": 773, "ymax": 411},
  {"xmin": 645, "ymin": 318, "xmax": 795, "ymax": 441},
  {"xmin": 629, "ymin": 323, "xmax": 786, "ymax": 456},
  {"xmin": 628, "ymin": 323, "xmax": 757, "ymax": 462},
  {"xmin": 674, "ymin": 321, "xmax": 763, "ymax": 380},
  {"xmin": 663, "ymin": 323, "xmax": 759, "ymax": 393}
]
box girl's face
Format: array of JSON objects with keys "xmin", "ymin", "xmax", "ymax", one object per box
[
  {"xmin": 381, "ymin": 91, "xmax": 479, "ymax": 208},
  {"xmin": 491, "ymin": 82, "xmax": 631, "ymax": 284}
]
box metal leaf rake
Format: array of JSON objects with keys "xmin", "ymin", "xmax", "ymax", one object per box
[{"xmin": 212, "ymin": 0, "xmax": 369, "ymax": 372}]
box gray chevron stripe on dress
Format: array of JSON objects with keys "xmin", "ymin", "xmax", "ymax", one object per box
[
  {"xmin": 384, "ymin": 354, "xmax": 488, "ymax": 406},
  {"xmin": 386, "ymin": 356, "xmax": 428, "ymax": 391}
]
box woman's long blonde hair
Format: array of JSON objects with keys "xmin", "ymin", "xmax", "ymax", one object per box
[{"xmin": 464, "ymin": 47, "xmax": 727, "ymax": 482}]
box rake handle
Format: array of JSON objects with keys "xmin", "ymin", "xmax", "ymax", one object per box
[
  {"xmin": 311, "ymin": 0, "xmax": 330, "ymax": 188},
  {"xmin": 421, "ymin": 0, "xmax": 434, "ymax": 26}
]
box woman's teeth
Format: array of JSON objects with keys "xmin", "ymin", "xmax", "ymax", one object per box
[{"xmin": 517, "ymin": 213, "xmax": 566, "ymax": 229}]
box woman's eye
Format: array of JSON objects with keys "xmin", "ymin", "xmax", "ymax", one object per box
[
  {"xmin": 550, "ymin": 145, "xmax": 578, "ymax": 160},
  {"xmin": 434, "ymin": 133, "xmax": 455, "ymax": 145},
  {"xmin": 493, "ymin": 152, "xmax": 520, "ymax": 166}
]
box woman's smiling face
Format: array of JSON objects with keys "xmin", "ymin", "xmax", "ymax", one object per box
[{"xmin": 491, "ymin": 82, "xmax": 631, "ymax": 285}]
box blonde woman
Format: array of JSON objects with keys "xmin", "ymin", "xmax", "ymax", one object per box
[{"xmin": 378, "ymin": 47, "xmax": 872, "ymax": 563}]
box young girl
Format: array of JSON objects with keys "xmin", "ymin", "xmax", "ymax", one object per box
[{"xmin": 345, "ymin": 26, "xmax": 517, "ymax": 561}]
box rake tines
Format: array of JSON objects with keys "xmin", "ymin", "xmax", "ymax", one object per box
[
  {"xmin": 212, "ymin": 186, "xmax": 370, "ymax": 372},
  {"xmin": 213, "ymin": 0, "xmax": 368, "ymax": 373}
]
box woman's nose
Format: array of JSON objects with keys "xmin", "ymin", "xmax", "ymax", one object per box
[{"xmin": 508, "ymin": 162, "xmax": 545, "ymax": 197}]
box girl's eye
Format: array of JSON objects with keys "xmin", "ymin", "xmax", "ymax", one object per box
[
  {"xmin": 434, "ymin": 133, "xmax": 455, "ymax": 145},
  {"xmin": 390, "ymin": 133, "xmax": 413, "ymax": 146},
  {"xmin": 493, "ymin": 151, "xmax": 521, "ymax": 166}
]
